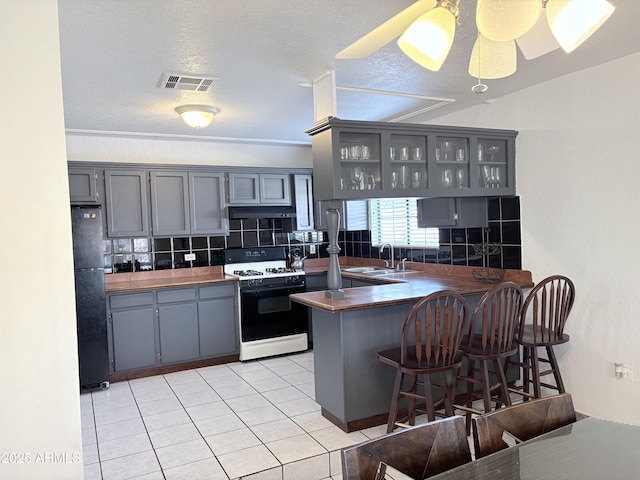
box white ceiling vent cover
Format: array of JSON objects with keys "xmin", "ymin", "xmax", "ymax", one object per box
[{"xmin": 159, "ymin": 74, "xmax": 217, "ymax": 92}]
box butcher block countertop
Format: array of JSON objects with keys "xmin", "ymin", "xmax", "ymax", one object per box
[
  {"xmin": 293, "ymin": 258, "xmax": 533, "ymax": 313},
  {"xmin": 104, "ymin": 266, "xmax": 236, "ymax": 293}
]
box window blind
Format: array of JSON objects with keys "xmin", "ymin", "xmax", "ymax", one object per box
[{"xmin": 370, "ymin": 198, "xmax": 439, "ymax": 247}]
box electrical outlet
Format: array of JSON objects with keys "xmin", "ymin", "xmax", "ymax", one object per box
[
  {"xmin": 623, "ymin": 367, "xmax": 634, "ymax": 381},
  {"xmin": 310, "ymin": 244, "xmax": 316, "ymax": 254},
  {"xmin": 184, "ymin": 253, "xmax": 196, "ymax": 261}
]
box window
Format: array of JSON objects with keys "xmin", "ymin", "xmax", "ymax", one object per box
[{"xmin": 370, "ymin": 198, "xmax": 439, "ymax": 248}]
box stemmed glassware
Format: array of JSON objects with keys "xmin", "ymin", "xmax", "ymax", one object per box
[
  {"xmin": 442, "ymin": 168, "xmax": 453, "ymax": 188},
  {"xmin": 485, "ymin": 145, "xmax": 499, "ymax": 162},
  {"xmin": 350, "ymin": 167, "xmax": 363, "ymax": 190},
  {"xmin": 442, "ymin": 141, "xmax": 452, "ymax": 162},
  {"xmin": 481, "ymin": 166, "xmax": 501, "ymax": 188}
]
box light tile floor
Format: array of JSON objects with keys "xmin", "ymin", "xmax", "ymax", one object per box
[{"xmin": 81, "ymin": 351, "xmax": 397, "ymax": 480}]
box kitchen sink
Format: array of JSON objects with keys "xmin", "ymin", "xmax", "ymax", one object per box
[{"xmin": 343, "ymin": 266, "xmax": 417, "ymax": 276}]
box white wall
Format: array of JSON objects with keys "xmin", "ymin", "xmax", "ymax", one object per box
[
  {"xmin": 65, "ymin": 132, "xmax": 312, "ymax": 168},
  {"xmin": 431, "ymin": 52, "xmax": 640, "ymax": 424},
  {"xmin": 0, "ymin": 1, "xmax": 83, "ymax": 479}
]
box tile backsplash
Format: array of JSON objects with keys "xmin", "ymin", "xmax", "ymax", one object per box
[
  {"xmin": 104, "ymin": 197, "xmax": 521, "ymax": 273},
  {"xmin": 103, "ymin": 218, "xmax": 326, "ymax": 273},
  {"xmin": 339, "ymin": 197, "xmax": 522, "ymax": 270}
]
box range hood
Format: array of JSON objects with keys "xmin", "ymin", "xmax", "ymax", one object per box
[{"xmin": 228, "ymin": 206, "xmax": 296, "ymax": 219}]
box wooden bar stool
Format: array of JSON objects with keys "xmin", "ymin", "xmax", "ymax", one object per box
[
  {"xmin": 454, "ymin": 281, "xmax": 524, "ymax": 434},
  {"xmin": 378, "ymin": 291, "xmax": 470, "ymax": 433},
  {"xmin": 508, "ymin": 275, "xmax": 576, "ymax": 399}
]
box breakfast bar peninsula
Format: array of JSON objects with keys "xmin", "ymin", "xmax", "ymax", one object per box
[{"xmin": 291, "ymin": 261, "xmax": 533, "ymax": 432}]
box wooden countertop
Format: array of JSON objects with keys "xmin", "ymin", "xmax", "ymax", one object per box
[
  {"xmin": 103, "ymin": 258, "xmax": 533, "ymax": 309},
  {"xmin": 292, "ymin": 258, "xmax": 533, "ymax": 312},
  {"xmin": 105, "ymin": 266, "xmax": 237, "ymax": 293}
]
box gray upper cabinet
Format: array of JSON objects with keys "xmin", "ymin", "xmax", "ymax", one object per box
[
  {"xmin": 259, "ymin": 174, "xmax": 291, "ymax": 205},
  {"xmin": 68, "ymin": 167, "xmax": 99, "ymax": 204},
  {"xmin": 315, "ymin": 200, "xmax": 369, "ymax": 231},
  {"xmin": 150, "ymin": 171, "xmax": 227, "ymax": 236},
  {"xmin": 417, "ymin": 197, "xmax": 488, "ymax": 228},
  {"xmin": 227, "ymin": 172, "xmax": 260, "ymax": 204},
  {"xmin": 293, "ymin": 174, "xmax": 314, "ymax": 231},
  {"xmin": 150, "ymin": 171, "xmax": 190, "ymax": 236},
  {"xmin": 227, "ymin": 173, "xmax": 291, "ymax": 205},
  {"xmin": 189, "ymin": 172, "xmax": 228, "ymax": 235},
  {"xmin": 306, "ymin": 118, "xmax": 517, "ymax": 201},
  {"xmin": 104, "ymin": 170, "xmax": 149, "ymax": 237}
]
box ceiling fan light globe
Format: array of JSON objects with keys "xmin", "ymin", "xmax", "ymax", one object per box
[
  {"xmin": 175, "ymin": 104, "xmax": 220, "ymax": 129},
  {"xmin": 476, "ymin": 0, "xmax": 542, "ymax": 42},
  {"xmin": 546, "ymin": 0, "xmax": 615, "ymax": 53},
  {"xmin": 468, "ymin": 35, "xmax": 517, "ymax": 80},
  {"xmin": 397, "ymin": 7, "xmax": 456, "ymax": 71}
]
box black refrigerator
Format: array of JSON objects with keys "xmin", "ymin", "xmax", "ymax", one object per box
[{"xmin": 71, "ymin": 206, "xmax": 109, "ymax": 390}]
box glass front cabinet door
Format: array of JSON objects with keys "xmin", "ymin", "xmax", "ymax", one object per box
[
  {"xmin": 306, "ymin": 118, "xmax": 516, "ymax": 201},
  {"xmin": 388, "ymin": 134, "xmax": 428, "ymax": 195},
  {"xmin": 338, "ymin": 131, "xmax": 382, "ymax": 197}
]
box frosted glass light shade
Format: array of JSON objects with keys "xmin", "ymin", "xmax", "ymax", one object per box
[
  {"xmin": 476, "ymin": 0, "xmax": 542, "ymax": 41},
  {"xmin": 175, "ymin": 104, "xmax": 220, "ymax": 128},
  {"xmin": 468, "ymin": 35, "xmax": 517, "ymax": 79},
  {"xmin": 397, "ymin": 6, "xmax": 456, "ymax": 71},
  {"xmin": 546, "ymin": 0, "xmax": 615, "ymax": 53}
]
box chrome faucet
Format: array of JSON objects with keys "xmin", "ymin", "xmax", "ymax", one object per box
[{"xmin": 380, "ymin": 242, "xmax": 394, "ymax": 269}]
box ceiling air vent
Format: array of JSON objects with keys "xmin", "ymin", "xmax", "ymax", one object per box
[{"xmin": 159, "ymin": 74, "xmax": 217, "ymax": 92}]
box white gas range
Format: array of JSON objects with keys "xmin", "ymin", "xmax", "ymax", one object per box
[{"xmin": 224, "ymin": 247, "xmax": 309, "ymax": 361}]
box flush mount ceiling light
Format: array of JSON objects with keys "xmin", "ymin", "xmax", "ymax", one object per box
[
  {"xmin": 336, "ymin": 0, "xmax": 616, "ymax": 79},
  {"xmin": 175, "ymin": 104, "xmax": 220, "ymax": 129}
]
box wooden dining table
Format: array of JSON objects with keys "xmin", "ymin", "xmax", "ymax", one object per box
[{"xmin": 429, "ymin": 417, "xmax": 640, "ymax": 479}]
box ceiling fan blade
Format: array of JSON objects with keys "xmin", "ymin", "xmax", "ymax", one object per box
[{"xmin": 335, "ymin": 0, "xmax": 437, "ymax": 59}]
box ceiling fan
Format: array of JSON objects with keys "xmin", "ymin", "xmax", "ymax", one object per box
[{"xmin": 336, "ymin": 0, "xmax": 616, "ymax": 80}]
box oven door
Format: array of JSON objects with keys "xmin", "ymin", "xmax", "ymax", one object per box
[{"xmin": 240, "ymin": 284, "xmax": 308, "ymax": 343}]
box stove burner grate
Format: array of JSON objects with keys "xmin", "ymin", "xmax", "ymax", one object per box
[
  {"xmin": 233, "ymin": 269, "xmax": 264, "ymax": 277},
  {"xmin": 265, "ymin": 267, "xmax": 297, "ymax": 274}
]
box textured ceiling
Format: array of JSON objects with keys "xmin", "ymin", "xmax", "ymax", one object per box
[{"xmin": 57, "ymin": 0, "xmax": 639, "ymax": 145}]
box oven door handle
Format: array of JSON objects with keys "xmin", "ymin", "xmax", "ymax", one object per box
[{"xmin": 241, "ymin": 285, "xmax": 306, "ymax": 297}]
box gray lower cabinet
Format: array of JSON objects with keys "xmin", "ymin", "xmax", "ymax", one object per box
[
  {"xmin": 157, "ymin": 288, "xmax": 199, "ymax": 364},
  {"xmin": 305, "ymin": 273, "xmax": 328, "ymax": 292},
  {"xmin": 109, "ymin": 292, "xmax": 157, "ymax": 372},
  {"xmin": 107, "ymin": 283, "xmax": 238, "ymax": 373},
  {"xmin": 198, "ymin": 284, "xmax": 237, "ymax": 357},
  {"xmin": 68, "ymin": 167, "xmax": 99, "ymax": 204},
  {"xmin": 349, "ymin": 278, "xmax": 385, "ymax": 287},
  {"xmin": 104, "ymin": 170, "xmax": 149, "ymax": 237}
]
